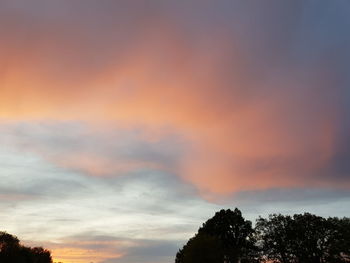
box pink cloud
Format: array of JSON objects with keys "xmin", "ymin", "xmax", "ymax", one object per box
[{"xmin": 0, "ymin": 4, "xmax": 348, "ymax": 198}]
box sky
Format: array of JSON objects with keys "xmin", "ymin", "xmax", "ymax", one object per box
[{"xmin": 0, "ymin": 0, "xmax": 350, "ymax": 262}]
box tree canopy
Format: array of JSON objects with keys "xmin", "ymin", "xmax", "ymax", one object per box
[
  {"xmin": 256, "ymin": 214, "xmax": 350, "ymax": 263},
  {"xmin": 176, "ymin": 209, "xmax": 350, "ymax": 263},
  {"xmin": 0, "ymin": 231, "xmax": 52, "ymax": 263},
  {"xmin": 176, "ymin": 233, "xmax": 224, "ymax": 263},
  {"xmin": 176, "ymin": 208, "xmax": 258, "ymax": 263}
]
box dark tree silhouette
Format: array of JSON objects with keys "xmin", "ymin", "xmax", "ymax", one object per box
[
  {"xmin": 291, "ymin": 213, "xmax": 330, "ymax": 263},
  {"xmin": 255, "ymin": 214, "xmax": 295, "ymax": 263},
  {"xmin": 175, "ymin": 233, "xmax": 224, "ymax": 263},
  {"xmin": 176, "ymin": 209, "xmax": 350, "ymax": 263},
  {"xmin": 176, "ymin": 208, "xmax": 258, "ymax": 263},
  {"xmin": 325, "ymin": 217, "xmax": 350, "ymax": 263},
  {"xmin": 0, "ymin": 231, "xmax": 20, "ymax": 250},
  {"xmin": 0, "ymin": 231, "xmax": 52, "ymax": 263},
  {"xmin": 256, "ymin": 213, "xmax": 350, "ymax": 263},
  {"xmin": 29, "ymin": 247, "xmax": 52, "ymax": 263}
]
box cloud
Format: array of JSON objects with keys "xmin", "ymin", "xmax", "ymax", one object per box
[
  {"xmin": 2, "ymin": 127, "xmax": 349, "ymax": 263},
  {"xmin": 0, "ymin": 1, "xmax": 349, "ymax": 197},
  {"xmin": 100, "ymin": 240, "xmax": 180, "ymax": 263},
  {"xmin": 1, "ymin": 3, "xmax": 350, "ymax": 263},
  {"xmin": 0, "ymin": 121, "xmax": 186, "ymax": 178},
  {"xmin": 0, "ymin": 144, "xmax": 218, "ymax": 256},
  {"xmin": 27, "ymin": 233, "xmax": 181, "ymax": 263}
]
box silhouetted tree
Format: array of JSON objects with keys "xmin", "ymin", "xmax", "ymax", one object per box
[
  {"xmin": 176, "ymin": 208, "xmax": 258, "ymax": 263},
  {"xmin": 0, "ymin": 231, "xmax": 52, "ymax": 263},
  {"xmin": 324, "ymin": 217, "xmax": 350, "ymax": 262},
  {"xmin": 176, "ymin": 233, "xmax": 224, "ymax": 263},
  {"xmin": 0, "ymin": 232, "xmax": 22, "ymax": 262},
  {"xmin": 176, "ymin": 209, "xmax": 350, "ymax": 263},
  {"xmin": 255, "ymin": 214, "xmax": 295, "ymax": 263},
  {"xmin": 291, "ymin": 213, "xmax": 330, "ymax": 263},
  {"xmin": 0, "ymin": 231, "xmax": 20, "ymax": 251},
  {"xmin": 256, "ymin": 213, "xmax": 350, "ymax": 263},
  {"xmin": 30, "ymin": 247, "xmax": 52, "ymax": 263}
]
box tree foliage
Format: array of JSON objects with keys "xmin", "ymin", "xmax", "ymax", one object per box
[
  {"xmin": 255, "ymin": 213, "xmax": 350, "ymax": 263},
  {"xmin": 176, "ymin": 208, "xmax": 258, "ymax": 263},
  {"xmin": 176, "ymin": 233, "xmax": 224, "ymax": 263},
  {"xmin": 176, "ymin": 209, "xmax": 350, "ymax": 263},
  {"xmin": 0, "ymin": 231, "xmax": 52, "ymax": 263}
]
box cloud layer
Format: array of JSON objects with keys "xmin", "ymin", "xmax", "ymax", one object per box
[
  {"xmin": 0, "ymin": 1, "xmax": 350, "ymax": 262},
  {"xmin": 1, "ymin": 1, "xmax": 349, "ymax": 197}
]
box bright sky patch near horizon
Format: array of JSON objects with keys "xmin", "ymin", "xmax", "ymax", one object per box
[{"xmin": 1, "ymin": 1, "xmax": 350, "ymax": 263}]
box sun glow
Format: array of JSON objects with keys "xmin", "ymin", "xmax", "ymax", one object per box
[{"xmin": 51, "ymin": 247, "xmax": 123, "ymax": 263}]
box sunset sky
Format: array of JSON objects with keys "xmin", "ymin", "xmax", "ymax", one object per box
[{"xmin": 1, "ymin": 1, "xmax": 350, "ymax": 263}]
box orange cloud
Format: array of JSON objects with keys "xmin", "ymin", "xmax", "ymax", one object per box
[
  {"xmin": 39, "ymin": 239, "xmax": 128, "ymax": 263},
  {"xmin": 0, "ymin": 14, "xmax": 345, "ymax": 198},
  {"xmin": 51, "ymin": 247, "xmax": 122, "ymax": 263}
]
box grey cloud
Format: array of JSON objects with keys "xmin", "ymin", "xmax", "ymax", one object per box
[
  {"xmin": 100, "ymin": 239, "xmax": 180, "ymax": 263},
  {"xmin": 222, "ymin": 188, "xmax": 350, "ymax": 222},
  {"xmin": 0, "ymin": 121, "xmax": 187, "ymax": 177},
  {"xmin": 233, "ymin": 188, "xmax": 350, "ymax": 205},
  {"xmin": 45, "ymin": 233, "xmax": 181, "ymax": 263},
  {"xmin": 0, "ymin": 136, "xmax": 216, "ymax": 244}
]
